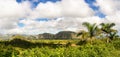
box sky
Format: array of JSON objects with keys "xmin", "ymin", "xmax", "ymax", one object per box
[{"xmin": 0, "ymin": 0, "xmax": 120, "ymax": 35}]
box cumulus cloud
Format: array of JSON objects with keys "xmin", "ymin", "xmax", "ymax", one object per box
[
  {"xmin": 61, "ymin": 0, "xmax": 94, "ymax": 17},
  {"xmin": 0, "ymin": 0, "xmax": 32, "ymax": 18},
  {"xmin": 7, "ymin": 16, "xmax": 104, "ymax": 35},
  {"xmin": 0, "ymin": 0, "xmax": 120, "ymax": 35},
  {"xmin": 96, "ymin": 0, "xmax": 120, "ymax": 16},
  {"xmin": 29, "ymin": 0, "xmax": 95, "ymax": 18},
  {"xmin": 105, "ymin": 11, "xmax": 120, "ymax": 30},
  {"xmin": 0, "ymin": 0, "xmax": 31, "ymax": 30},
  {"xmin": 5, "ymin": 15, "xmax": 120, "ymax": 35},
  {"xmin": 29, "ymin": 2, "xmax": 62, "ymax": 18}
]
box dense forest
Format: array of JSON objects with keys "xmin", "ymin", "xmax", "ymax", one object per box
[{"xmin": 0, "ymin": 22, "xmax": 120, "ymax": 57}]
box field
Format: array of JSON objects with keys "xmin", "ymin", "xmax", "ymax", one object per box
[{"xmin": 0, "ymin": 38, "xmax": 120, "ymax": 57}]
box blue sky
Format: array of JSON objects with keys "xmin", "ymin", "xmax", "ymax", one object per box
[
  {"xmin": 85, "ymin": 0, "xmax": 106, "ymax": 18},
  {"xmin": 17, "ymin": 0, "xmax": 61, "ymax": 8}
]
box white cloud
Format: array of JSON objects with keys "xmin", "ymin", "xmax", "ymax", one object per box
[
  {"xmin": 0, "ymin": 0, "xmax": 30, "ymax": 18},
  {"xmin": 8, "ymin": 16, "xmax": 104, "ymax": 35},
  {"xmin": 29, "ymin": 2, "xmax": 62, "ymax": 18},
  {"xmin": 0, "ymin": 0, "xmax": 31, "ymax": 30},
  {"xmin": 105, "ymin": 11, "xmax": 120, "ymax": 30},
  {"xmin": 61, "ymin": 0, "xmax": 94, "ymax": 17},
  {"xmin": 96, "ymin": 0, "xmax": 120, "ymax": 16},
  {"xmin": 29, "ymin": 0, "xmax": 94, "ymax": 18},
  {"xmin": 95, "ymin": 0, "xmax": 120, "ymax": 34},
  {"xmin": 0, "ymin": 0, "xmax": 120, "ymax": 35},
  {"xmin": 5, "ymin": 15, "xmax": 120, "ymax": 35}
]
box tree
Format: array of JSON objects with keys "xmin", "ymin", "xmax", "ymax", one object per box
[
  {"xmin": 100, "ymin": 23, "xmax": 115, "ymax": 34},
  {"xmin": 100, "ymin": 23, "xmax": 117, "ymax": 42},
  {"xmin": 82, "ymin": 22, "xmax": 98, "ymax": 39},
  {"xmin": 77, "ymin": 22, "xmax": 99, "ymax": 44}
]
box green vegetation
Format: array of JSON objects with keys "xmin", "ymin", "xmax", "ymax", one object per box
[
  {"xmin": 82, "ymin": 22, "xmax": 98, "ymax": 39},
  {"xmin": 0, "ymin": 22, "xmax": 120, "ymax": 57},
  {"xmin": 0, "ymin": 38, "xmax": 120, "ymax": 57}
]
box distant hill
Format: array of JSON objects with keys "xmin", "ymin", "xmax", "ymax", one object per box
[
  {"xmin": 38, "ymin": 31, "xmax": 77, "ymax": 39},
  {"xmin": 0, "ymin": 31, "xmax": 80, "ymax": 40}
]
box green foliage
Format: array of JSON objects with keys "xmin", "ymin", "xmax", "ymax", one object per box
[
  {"xmin": 112, "ymin": 40, "xmax": 120, "ymax": 50},
  {"xmin": 100, "ymin": 23, "xmax": 118, "ymax": 41},
  {"xmin": 100, "ymin": 23, "xmax": 115, "ymax": 33},
  {"xmin": 82, "ymin": 22, "xmax": 98, "ymax": 38},
  {"xmin": 0, "ymin": 45, "xmax": 19, "ymax": 57},
  {"xmin": 0, "ymin": 39, "xmax": 120, "ymax": 57}
]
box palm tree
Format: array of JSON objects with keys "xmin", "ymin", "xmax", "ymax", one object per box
[
  {"xmin": 82, "ymin": 22, "xmax": 98, "ymax": 39},
  {"xmin": 100, "ymin": 23, "xmax": 115, "ymax": 34},
  {"xmin": 100, "ymin": 23, "xmax": 116, "ymax": 42},
  {"xmin": 77, "ymin": 22, "xmax": 99, "ymax": 43}
]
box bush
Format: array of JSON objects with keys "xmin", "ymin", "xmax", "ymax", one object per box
[
  {"xmin": 0, "ymin": 45, "xmax": 19, "ymax": 57},
  {"xmin": 112, "ymin": 40, "xmax": 120, "ymax": 50}
]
